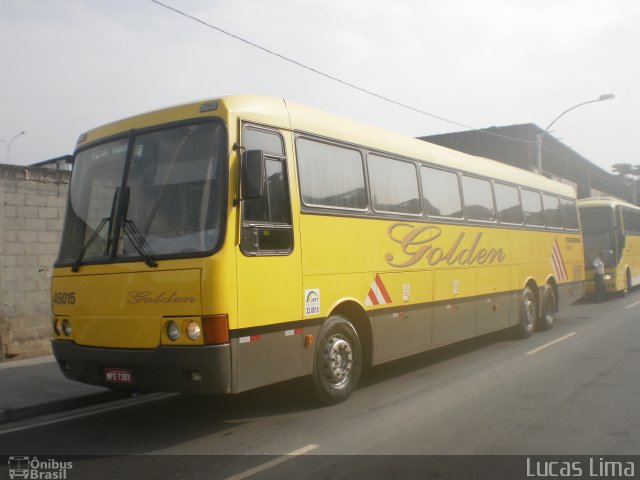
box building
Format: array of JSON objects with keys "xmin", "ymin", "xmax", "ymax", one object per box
[
  {"xmin": 31, "ymin": 154, "xmax": 73, "ymax": 171},
  {"xmin": 420, "ymin": 124, "xmax": 633, "ymax": 203},
  {"xmin": 0, "ymin": 163, "xmax": 70, "ymax": 359}
]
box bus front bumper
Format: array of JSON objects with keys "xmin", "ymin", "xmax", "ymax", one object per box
[{"xmin": 51, "ymin": 340, "xmax": 232, "ymax": 395}]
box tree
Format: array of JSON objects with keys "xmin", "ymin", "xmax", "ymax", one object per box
[{"xmin": 612, "ymin": 163, "xmax": 640, "ymax": 205}]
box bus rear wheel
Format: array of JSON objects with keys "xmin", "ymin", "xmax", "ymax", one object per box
[
  {"xmin": 515, "ymin": 286, "xmax": 537, "ymax": 339},
  {"xmin": 312, "ymin": 315, "xmax": 362, "ymax": 405},
  {"xmin": 538, "ymin": 286, "xmax": 556, "ymax": 331}
]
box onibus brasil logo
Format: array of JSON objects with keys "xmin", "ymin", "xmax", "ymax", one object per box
[{"xmin": 8, "ymin": 457, "xmax": 72, "ymax": 480}]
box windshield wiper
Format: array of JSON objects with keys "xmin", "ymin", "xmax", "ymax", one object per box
[
  {"xmin": 121, "ymin": 187, "xmax": 157, "ymax": 268},
  {"xmin": 123, "ymin": 219, "xmax": 158, "ymax": 268},
  {"xmin": 70, "ymin": 188, "xmax": 119, "ymax": 272}
]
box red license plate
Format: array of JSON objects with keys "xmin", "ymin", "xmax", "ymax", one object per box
[{"xmin": 104, "ymin": 367, "xmax": 133, "ymax": 384}]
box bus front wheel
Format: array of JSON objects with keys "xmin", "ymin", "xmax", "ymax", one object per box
[
  {"xmin": 619, "ymin": 269, "xmax": 631, "ymax": 297},
  {"xmin": 312, "ymin": 315, "xmax": 362, "ymax": 405},
  {"xmin": 516, "ymin": 286, "xmax": 537, "ymax": 339}
]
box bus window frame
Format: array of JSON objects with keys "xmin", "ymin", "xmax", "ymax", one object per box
[
  {"xmin": 520, "ymin": 187, "xmax": 545, "ymax": 228},
  {"xmin": 240, "ymin": 124, "xmax": 294, "ymax": 257},
  {"xmin": 295, "ymin": 135, "xmax": 370, "ymax": 214},
  {"xmin": 293, "ymin": 132, "xmax": 580, "ymax": 236},
  {"xmin": 55, "ymin": 117, "xmax": 229, "ymax": 269},
  {"xmin": 460, "ymin": 173, "xmax": 498, "ymax": 224},
  {"xmin": 559, "ymin": 196, "xmax": 580, "ymax": 232},
  {"xmin": 421, "ymin": 164, "xmax": 465, "ymax": 221},
  {"xmin": 493, "ymin": 180, "xmax": 524, "ymax": 226},
  {"xmin": 366, "ymin": 152, "xmax": 423, "ymax": 217},
  {"xmin": 542, "ymin": 193, "xmax": 564, "ymax": 230}
]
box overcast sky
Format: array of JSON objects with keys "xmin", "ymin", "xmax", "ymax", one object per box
[{"xmin": 1, "ymin": 0, "xmax": 637, "ymax": 173}]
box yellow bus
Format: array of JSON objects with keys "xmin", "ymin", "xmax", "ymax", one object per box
[
  {"xmin": 51, "ymin": 96, "xmax": 584, "ymax": 404},
  {"xmin": 578, "ymin": 197, "xmax": 640, "ymax": 297}
]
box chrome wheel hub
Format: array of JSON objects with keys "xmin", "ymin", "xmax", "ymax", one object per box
[
  {"xmin": 545, "ymin": 298, "xmax": 554, "ymax": 324},
  {"xmin": 322, "ymin": 336, "xmax": 353, "ymax": 387},
  {"xmin": 524, "ymin": 297, "xmax": 535, "ymax": 329}
]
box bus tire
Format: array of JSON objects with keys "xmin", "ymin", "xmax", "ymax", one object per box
[
  {"xmin": 619, "ymin": 269, "xmax": 631, "ymax": 297},
  {"xmin": 515, "ymin": 286, "xmax": 537, "ymax": 339},
  {"xmin": 312, "ymin": 315, "xmax": 362, "ymax": 405},
  {"xmin": 538, "ymin": 286, "xmax": 556, "ymax": 331}
]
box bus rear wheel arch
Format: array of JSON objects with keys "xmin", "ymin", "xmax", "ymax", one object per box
[{"xmin": 312, "ymin": 315, "xmax": 363, "ymax": 405}]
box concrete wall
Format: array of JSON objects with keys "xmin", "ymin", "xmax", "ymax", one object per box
[{"xmin": 0, "ymin": 164, "xmax": 70, "ymax": 359}]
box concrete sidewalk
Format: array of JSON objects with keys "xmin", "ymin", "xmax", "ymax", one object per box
[{"xmin": 0, "ymin": 356, "xmax": 129, "ymax": 424}]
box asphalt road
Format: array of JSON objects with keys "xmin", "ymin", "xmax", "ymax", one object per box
[{"xmin": 1, "ymin": 291, "xmax": 639, "ymax": 478}]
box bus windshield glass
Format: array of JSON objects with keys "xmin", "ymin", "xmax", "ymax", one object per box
[
  {"xmin": 579, "ymin": 206, "xmax": 614, "ymax": 264},
  {"xmin": 58, "ymin": 121, "xmax": 227, "ymax": 265}
]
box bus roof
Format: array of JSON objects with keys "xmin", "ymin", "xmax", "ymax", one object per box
[
  {"xmin": 282, "ymin": 97, "xmax": 575, "ymax": 198},
  {"xmin": 78, "ymin": 95, "xmax": 576, "ymax": 198},
  {"xmin": 578, "ymin": 197, "xmax": 639, "ymax": 210}
]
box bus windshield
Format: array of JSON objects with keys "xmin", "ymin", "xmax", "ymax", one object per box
[
  {"xmin": 57, "ymin": 121, "xmax": 227, "ymax": 266},
  {"xmin": 579, "ymin": 206, "xmax": 614, "ymax": 265}
]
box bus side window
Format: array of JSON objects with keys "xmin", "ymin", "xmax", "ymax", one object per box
[
  {"xmin": 420, "ymin": 166, "xmax": 463, "ymax": 218},
  {"xmin": 240, "ymin": 126, "xmax": 293, "ymax": 255},
  {"xmin": 542, "ymin": 193, "xmax": 562, "ymax": 228},
  {"xmin": 560, "ymin": 197, "xmax": 579, "ymax": 230},
  {"xmin": 521, "ymin": 189, "xmax": 544, "ymax": 227},
  {"xmin": 494, "ymin": 182, "xmax": 523, "ymax": 224},
  {"xmin": 296, "ymin": 138, "xmax": 367, "ymax": 211},
  {"xmin": 461, "ymin": 175, "xmax": 495, "ymax": 222},
  {"xmin": 367, "ymin": 154, "xmax": 421, "ymax": 215}
]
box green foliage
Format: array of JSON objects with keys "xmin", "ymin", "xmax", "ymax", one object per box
[{"xmin": 612, "ymin": 163, "xmax": 640, "ymax": 178}]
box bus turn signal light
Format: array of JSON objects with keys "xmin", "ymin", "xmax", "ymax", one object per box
[
  {"xmin": 305, "ymin": 335, "xmax": 314, "ymax": 348},
  {"xmin": 202, "ymin": 315, "xmax": 229, "ymax": 345}
]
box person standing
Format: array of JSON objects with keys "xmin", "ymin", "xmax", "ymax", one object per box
[{"xmin": 593, "ymin": 252, "xmax": 606, "ymax": 302}]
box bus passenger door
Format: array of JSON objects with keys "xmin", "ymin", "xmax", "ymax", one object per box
[{"xmin": 234, "ymin": 124, "xmax": 303, "ymax": 392}]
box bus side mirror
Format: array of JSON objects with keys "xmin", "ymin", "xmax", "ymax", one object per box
[{"xmin": 241, "ymin": 149, "xmax": 265, "ymax": 199}]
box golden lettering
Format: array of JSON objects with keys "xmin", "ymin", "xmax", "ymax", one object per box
[
  {"xmin": 485, "ymin": 248, "xmax": 505, "ymax": 263},
  {"xmin": 474, "ymin": 249, "xmax": 488, "ymax": 264},
  {"xmin": 443, "ymin": 233, "xmax": 465, "ymax": 265},
  {"xmin": 127, "ymin": 290, "xmax": 196, "ymax": 304},
  {"xmin": 385, "ymin": 223, "xmax": 506, "ymax": 268},
  {"xmin": 385, "ymin": 224, "xmax": 442, "ymax": 267}
]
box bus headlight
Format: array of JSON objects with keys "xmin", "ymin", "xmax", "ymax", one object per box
[
  {"xmin": 61, "ymin": 319, "xmax": 72, "ymax": 337},
  {"xmin": 167, "ymin": 321, "xmax": 180, "ymax": 341},
  {"xmin": 53, "ymin": 319, "xmax": 63, "ymax": 336},
  {"xmin": 186, "ymin": 321, "xmax": 201, "ymax": 341}
]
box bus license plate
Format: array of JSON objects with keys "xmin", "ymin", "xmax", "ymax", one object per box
[{"xmin": 104, "ymin": 367, "xmax": 133, "ymax": 384}]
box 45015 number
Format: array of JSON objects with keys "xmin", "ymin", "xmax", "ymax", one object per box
[{"xmin": 52, "ymin": 292, "xmax": 76, "ymax": 305}]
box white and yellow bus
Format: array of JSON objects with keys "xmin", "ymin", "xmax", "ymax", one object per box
[
  {"xmin": 51, "ymin": 96, "xmax": 584, "ymax": 403},
  {"xmin": 578, "ymin": 197, "xmax": 640, "ymax": 297}
]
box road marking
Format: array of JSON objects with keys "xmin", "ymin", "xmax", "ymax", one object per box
[
  {"xmin": 625, "ymin": 300, "xmax": 640, "ymax": 309},
  {"xmin": 526, "ymin": 332, "xmax": 577, "ymax": 356},
  {"xmin": 0, "ymin": 393, "xmax": 176, "ymax": 435},
  {"xmin": 223, "ymin": 444, "xmax": 319, "ymax": 480}
]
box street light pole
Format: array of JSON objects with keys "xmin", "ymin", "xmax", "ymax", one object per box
[
  {"xmin": 536, "ymin": 94, "xmax": 614, "ymax": 175},
  {"xmin": 0, "ymin": 131, "xmax": 26, "ymax": 164}
]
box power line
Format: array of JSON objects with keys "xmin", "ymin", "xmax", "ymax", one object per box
[{"xmin": 148, "ymin": 0, "xmax": 534, "ymax": 145}]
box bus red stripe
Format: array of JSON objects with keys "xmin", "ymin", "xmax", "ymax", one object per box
[
  {"xmin": 553, "ymin": 240, "xmax": 568, "ymax": 280},
  {"xmin": 375, "ymin": 274, "xmax": 392, "ymax": 304},
  {"xmin": 368, "ymin": 289, "xmax": 379, "ymax": 305}
]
